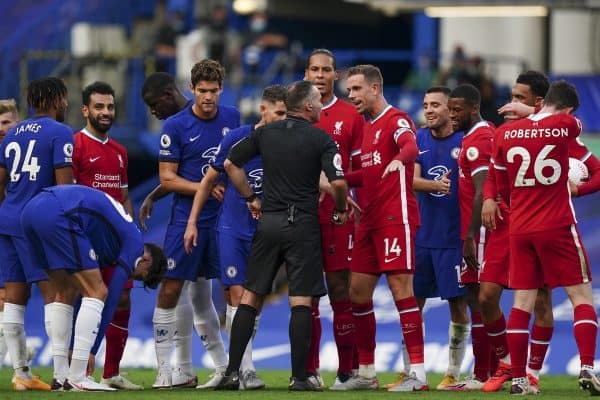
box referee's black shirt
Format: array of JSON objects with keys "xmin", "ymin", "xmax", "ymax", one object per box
[{"xmin": 228, "ymin": 115, "xmax": 344, "ymax": 215}]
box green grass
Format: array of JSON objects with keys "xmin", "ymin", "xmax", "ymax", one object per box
[{"xmin": 0, "ymin": 368, "xmax": 593, "ymax": 399}]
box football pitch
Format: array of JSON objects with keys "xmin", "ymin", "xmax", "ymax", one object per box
[{"xmin": 0, "ymin": 369, "xmax": 593, "ymax": 399}]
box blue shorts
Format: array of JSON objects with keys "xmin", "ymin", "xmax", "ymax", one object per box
[
  {"xmin": 0, "ymin": 234, "xmax": 47, "ymax": 283},
  {"xmin": 20, "ymin": 192, "xmax": 99, "ymax": 275},
  {"xmin": 218, "ymin": 230, "xmax": 251, "ymax": 288},
  {"xmin": 163, "ymin": 222, "xmax": 220, "ymax": 281},
  {"xmin": 413, "ymin": 245, "xmax": 465, "ymax": 300}
]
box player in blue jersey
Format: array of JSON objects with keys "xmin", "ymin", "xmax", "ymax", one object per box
[
  {"xmin": 411, "ymin": 86, "xmax": 470, "ymax": 389},
  {"xmin": 20, "ymin": 185, "xmax": 166, "ymax": 391},
  {"xmin": 183, "ymin": 84, "xmax": 287, "ymax": 390},
  {"xmin": 0, "ymin": 77, "xmax": 74, "ymax": 391},
  {"xmin": 152, "ymin": 59, "xmax": 240, "ymax": 389}
]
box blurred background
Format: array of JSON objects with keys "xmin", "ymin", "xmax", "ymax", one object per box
[{"xmin": 2, "ymin": 0, "xmax": 600, "ymax": 374}]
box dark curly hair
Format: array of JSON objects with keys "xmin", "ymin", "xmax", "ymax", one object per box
[{"xmin": 143, "ymin": 243, "xmax": 167, "ymax": 289}]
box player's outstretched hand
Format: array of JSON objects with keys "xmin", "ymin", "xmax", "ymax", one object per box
[
  {"xmin": 138, "ymin": 196, "xmax": 154, "ymax": 231},
  {"xmin": 481, "ymin": 198, "xmax": 502, "ymax": 230},
  {"xmin": 497, "ymin": 102, "xmax": 535, "ymax": 120},
  {"xmin": 462, "ymin": 238, "xmax": 479, "ymax": 270},
  {"xmin": 436, "ymin": 169, "xmax": 452, "ymax": 195},
  {"xmin": 183, "ymin": 224, "xmax": 198, "ymax": 254},
  {"xmin": 247, "ymin": 197, "xmax": 262, "ymax": 220},
  {"xmin": 347, "ymin": 195, "xmax": 361, "ymax": 218},
  {"xmin": 211, "ymin": 182, "xmax": 225, "ymax": 202},
  {"xmin": 332, "ymin": 209, "xmax": 349, "ymax": 225},
  {"xmin": 382, "ymin": 160, "xmax": 403, "ymax": 179},
  {"xmin": 569, "ymin": 179, "xmax": 579, "ymax": 197}
]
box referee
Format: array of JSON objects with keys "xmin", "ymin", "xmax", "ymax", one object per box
[{"xmin": 216, "ymin": 80, "xmax": 349, "ymax": 391}]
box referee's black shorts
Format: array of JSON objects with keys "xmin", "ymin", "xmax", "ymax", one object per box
[{"xmin": 244, "ymin": 211, "xmax": 326, "ymax": 297}]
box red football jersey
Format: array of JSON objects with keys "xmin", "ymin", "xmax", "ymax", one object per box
[
  {"xmin": 359, "ymin": 105, "xmax": 419, "ymax": 230},
  {"xmin": 315, "ymin": 96, "xmax": 364, "ymax": 224},
  {"xmin": 458, "ymin": 121, "xmax": 494, "ymax": 240},
  {"xmin": 73, "ymin": 128, "xmax": 128, "ymax": 203},
  {"xmin": 493, "ymin": 113, "xmax": 581, "ymax": 233}
]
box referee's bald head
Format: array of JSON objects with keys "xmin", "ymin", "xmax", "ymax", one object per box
[{"xmin": 285, "ymin": 80, "xmax": 315, "ymax": 114}]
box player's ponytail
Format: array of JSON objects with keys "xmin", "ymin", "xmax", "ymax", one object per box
[{"xmin": 143, "ymin": 243, "xmax": 167, "ymax": 289}]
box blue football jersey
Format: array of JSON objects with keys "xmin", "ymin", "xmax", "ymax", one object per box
[
  {"xmin": 158, "ymin": 105, "xmax": 240, "ymax": 226},
  {"xmin": 211, "ymin": 124, "xmax": 262, "ymax": 240},
  {"xmin": 41, "ymin": 185, "xmax": 144, "ymax": 273},
  {"xmin": 0, "ymin": 117, "xmax": 73, "ymax": 236},
  {"xmin": 415, "ymin": 128, "xmax": 463, "ymax": 248}
]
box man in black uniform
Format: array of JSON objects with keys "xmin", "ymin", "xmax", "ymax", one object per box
[{"xmin": 215, "ymin": 80, "xmax": 349, "ymax": 391}]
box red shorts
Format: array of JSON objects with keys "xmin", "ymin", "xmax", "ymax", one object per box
[
  {"xmin": 321, "ymin": 222, "xmax": 354, "ymax": 272},
  {"xmin": 509, "ymin": 224, "xmax": 591, "ymax": 290},
  {"xmin": 480, "ymin": 218, "xmax": 509, "ymax": 287},
  {"xmin": 459, "ymin": 227, "xmax": 489, "ymax": 285},
  {"xmin": 351, "ymin": 224, "xmax": 415, "ymax": 274},
  {"xmin": 101, "ymin": 266, "xmax": 134, "ymax": 289}
]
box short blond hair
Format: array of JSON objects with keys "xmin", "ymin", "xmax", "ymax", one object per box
[{"xmin": 0, "ymin": 98, "xmax": 18, "ymax": 115}]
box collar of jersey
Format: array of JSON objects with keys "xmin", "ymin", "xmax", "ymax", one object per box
[
  {"xmin": 321, "ymin": 95, "xmax": 338, "ymax": 111},
  {"xmin": 82, "ymin": 127, "xmax": 109, "ymax": 144},
  {"xmin": 369, "ymin": 104, "xmax": 392, "ymax": 124},
  {"xmin": 528, "ymin": 112, "xmax": 552, "ymax": 122},
  {"xmin": 464, "ymin": 120, "xmax": 489, "ymax": 137}
]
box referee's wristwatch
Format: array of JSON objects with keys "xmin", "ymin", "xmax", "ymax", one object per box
[{"xmin": 244, "ymin": 193, "xmax": 258, "ymax": 203}]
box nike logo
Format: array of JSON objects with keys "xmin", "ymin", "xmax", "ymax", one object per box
[
  {"xmin": 337, "ymin": 330, "xmax": 353, "ymax": 336},
  {"xmin": 418, "ymin": 150, "xmax": 430, "ymax": 155},
  {"xmin": 89, "ymin": 156, "xmax": 101, "ymax": 162},
  {"xmin": 384, "ymin": 257, "xmax": 399, "ymax": 263},
  {"xmin": 190, "ymin": 135, "xmax": 201, "ymax": 142},
  {"xmin": 156, "ymin": 339, "xmax": 168, "ymax": 343}
]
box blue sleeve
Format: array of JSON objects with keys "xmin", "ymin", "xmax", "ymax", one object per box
[
  {"xmin": 158, "ymin": 118, "xmax": 181, "ymax": 162},
  {"xmin": 211, "ymin": 132, "xmax": 237, "ymax": 172},
  {"xmin": 91, "ymin": 267, "xmax": 128, "ymax": 355},
  {"xmin": 52, "ymin": 126, "xmax": 74, "ymax": 167}
]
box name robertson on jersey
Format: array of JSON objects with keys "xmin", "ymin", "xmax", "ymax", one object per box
[
  {"xmin": 504, "ymin": 127, "xmax": 569, "ymax": 140},
  {"xmin": 93, "ymin": 173, "xmax": 121, "ymax": 189}
]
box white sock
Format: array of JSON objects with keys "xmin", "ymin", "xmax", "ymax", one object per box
[
  {"xmin": 3, "ymin": 303, "xmax": 30, "ymax": 377},
  {"xmin": 526, "ymin": 367, "xmax": 540, "ymax": 379},
  {"xmin": 225, "ymin": 304, "xmax": 236, "ymax": 338},
  {"xmin": 358, "ymin": 363, "xmax": 376, "ymax": 378},
  {"xmin": 50, "ymin": 302, "xmax": 74, "ymax": 381},
  {"xmin": 189, "ymin": 278, "xmax": 227, "ymax": 371},
  {"xmin": 174, "ymin": 284, "xmax": 193, "ymax": 375},
  {"xmin": 153, "ymin": 307, "xmax": 177, "ymax": 373},
  {"xmin": 69, "ymin": 297, "xmax": 104, "ymax": 383},
  {"xmin": 447, "ymin": 322, "xmax": 470, "ymax": 377},
  {"xmin": 0, "ymin": 311, "xmax": 7, "ymax": 366},
  {"xmin": 411, "ymin": 363, "xmax": 427, "ymax": 383}
]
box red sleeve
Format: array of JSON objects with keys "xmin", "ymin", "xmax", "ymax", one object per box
[
  {"xmin": 482, "ymin": 162, "xmax": 497, "ymax": 201},
  {"xmin": 578, "ymin": 154, "xmax": 600, "ymax": 196},
  {"xmin": 350, "ymin": 113, "xmax": 365, "ymax": 171},
  {"xmin": 72, "ymin": 134, "xmax": 81, "ymax": 182},
  {"xmin": 466, "ymin": 131, "xmax": 493, "ymax": 175},
  {"xmin": 393, "ymin": 131, "xmax": 418, "ymax": 163},
  {"xmin": 345, "ymin": 169, "xmax": 363, "ymax": 187}
]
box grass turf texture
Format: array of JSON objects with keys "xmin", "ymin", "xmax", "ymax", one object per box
[{"xmin": 0, "ymin": 369, "xmax": 592, "ymax": 399}]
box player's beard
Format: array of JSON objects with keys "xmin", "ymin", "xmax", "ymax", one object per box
[{"xmin": 90, "ymin": 114, "xmax": 113, "ymax": 133}]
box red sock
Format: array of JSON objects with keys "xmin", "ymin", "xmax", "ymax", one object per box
[
  {"xmin": 395, "ymin": 297, "xmax": 424, "ymax": 364},
  {"xmin": 103, "ymin": 307, "xmax": 130, "ymax": 379},
  {"xmin": 574, "ymin": 304, "xmax": 598, "ymax": 367},
  {"xmin": 528, "ymin": 324, "xmax": 553, "ymax": 371},
  {"xmin": 472, "ymin": 311, "xmax": 491, "ymax": 381},
  {"xmin": 305, "ymin": 303, "xmax": 321, "ymax": 374},
  {"xmin": 331, "ymin": 299, "xmax": 355, "ymax": 375},
  {"xmin": 352, "ymin": 301, "xmax": 376, "ymax": 365},
  {"xmin": 352, "ymin": 343, "xmax": 359, "ymax": 370},
  {"xmin": 507, "ymin": 307, "xmax": 531, "ymax": 379},
  {"xmin": 484, "ymin": 314, "xmax": 509, "ymax": 360}
]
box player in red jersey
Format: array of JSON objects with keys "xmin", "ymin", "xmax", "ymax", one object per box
[
  {"xmin": 72, "ymin": 82, "xmax": 141, "ymax": 390},
  {"xmin": 339, "ymin": 64, "xmax": 426, "ymax": 392},
  {"xmin": 446, "ymin": 84, "xmax": 496, "ymax": 391},
  {"xmin": 492, "ymin": 81, "xmax": 600, "ymax": 395},
  {"xmin": 483, "ymin": 71, "xmax": 600, "ymax": 393},
  {"xmin": 303, "ymin": 49, "xmax": 364, "ymax": 389}
]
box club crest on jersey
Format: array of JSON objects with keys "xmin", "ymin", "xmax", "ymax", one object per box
[
  {"xmin": 160, "ymin": 134, "xmax": 171, "ymax": 148},
  {"xmin": 117, "ymin": 154, "xmax": 124, "ymax": 168},
  {"xmin": 167, "ymin": 258, "xmax": 176, "ymax": 270},
  {"xmin": 451, "ymin": 147, "xmax": 461, "ymax": 159},
  {"xmin": 63, "ymin": 143, "xmax": 74, "ymax": 158},
  {"xmin": 226, "ymin": 266, "xmax": 238, "ymax": 278},
  {"xmin": 222, "ymin": 127, "xmax": 230, "ymax": 136},
  {"xmin": 373, "ymin": 129, "xmax": 382, "ymax": 144},
  {"xmin": 466, "ymin": 146, "xmax": 479, "ymax": 161},
  {"xmin": 397, "ymin": 118, "xmax": 410, "ymax": 129},
  {"xmin": 333, "ymin": 121, "xmax": 344, "ymax": 135},
  {"xmin": 89, "ymin": 248, "xmax": 97, "ymax": 261}
]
